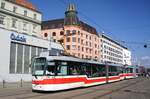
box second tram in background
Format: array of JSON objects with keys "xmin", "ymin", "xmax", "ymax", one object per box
[{"xmin": 31, "ymin": 52, "xmax": 138, "ymax": 91}]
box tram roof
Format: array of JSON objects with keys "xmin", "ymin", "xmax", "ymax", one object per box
[
  {"xmin": 45, "ymin": 56, "xmax": 101, "ymax": 64},
  {"xmin": 38, "ymin": 55, "xmax": 123, "ymax": 66}
]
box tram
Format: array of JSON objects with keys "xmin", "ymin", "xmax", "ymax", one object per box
[
  {"xmin": 31, "ymin": 53, "xmax": 137, "ymax": 91},
  {"xmin": 123, "ymin": 66, "xmax": 138, "ymax": 79}
]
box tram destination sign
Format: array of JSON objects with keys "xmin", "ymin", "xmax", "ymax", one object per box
[{"xmin": 10, "ymin": 33, "xmax": 26, "ymax": 42}]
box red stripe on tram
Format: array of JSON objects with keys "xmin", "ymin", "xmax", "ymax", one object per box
[
  {"xmin": 108, "ymin": 76, "xmax": 120, "ymax": 80},
  {"xmin": 32, "ymin": 77, "xmax": 107, "ymax": 85}
]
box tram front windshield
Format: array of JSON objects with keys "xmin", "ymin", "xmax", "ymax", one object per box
[{"xmin": 32, "ymin": 58, "xmax": 46, "ymax": 76}]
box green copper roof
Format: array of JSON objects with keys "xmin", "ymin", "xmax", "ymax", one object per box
[{"xmin": 64, "ymin": 4, "xmax": 80, "ymax": 26}]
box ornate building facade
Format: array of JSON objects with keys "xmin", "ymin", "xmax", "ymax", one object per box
[{"xmin": 42, "ymin": 4, "xmax": 101, "ymax": 61}]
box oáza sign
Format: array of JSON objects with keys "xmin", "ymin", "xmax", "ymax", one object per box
[{"xmin": 10, "ymin": 33, "xmax": 26, "ymax": 42}]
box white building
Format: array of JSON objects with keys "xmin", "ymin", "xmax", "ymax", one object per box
[
  {"xmin": 0, "ymin": 0, "xmax": 64, "ymax": 82},
  {"xmin": 123, "ymin": 48, "xmax": 132, "ymax": 66},
  {"xmin": 99, "ymin": 34, "xmax": 131, "ymax": 65},
  {"xmin": 0, "ymin": 0, "xmax": 41, "ymax": 37},
  {"xmin": 0, "ymin": 28, "xmax": 63, "ymax": 82}
]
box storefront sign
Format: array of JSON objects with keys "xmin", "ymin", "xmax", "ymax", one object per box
[{"xmin": 10, "ymin": 33, "xmax": 26, "ymax": 42}]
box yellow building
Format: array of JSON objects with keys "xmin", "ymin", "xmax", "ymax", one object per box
[{"xmin": 41, "ymin": 4, "xmax": 100, "ymax": 61}]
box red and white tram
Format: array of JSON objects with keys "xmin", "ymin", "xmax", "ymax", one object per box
[{"xmin": 31, "ymin": 55, "xmax": 137, "ymax": 91}]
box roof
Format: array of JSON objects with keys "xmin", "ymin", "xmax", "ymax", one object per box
[
  {"xmin": 6, "ymin": 0, "xmax": 39, "ymax": 12},
  {"xmin": 42, "ymin": 19, "xmax": 64, "ymax": 29},
  {"xmin": 42, "ymin": 18, "xmax": 99, "ymax": 36},
  {"xmin": 101, "ymin": 34, "xmax": 128, "ymax": 49}
]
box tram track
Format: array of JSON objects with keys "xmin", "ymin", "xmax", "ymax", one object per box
[
  {"xmin": 64, "ymin": 78, "xmax": 145, "ymax": 99},
  {"xmin": 0, "ymin": 78, "xmax": 145, "ymax": 99}
]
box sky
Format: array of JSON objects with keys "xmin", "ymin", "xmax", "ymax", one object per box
[{"xmin": 30, "ymin": 0, "xmax": 150, "ymax": 67}]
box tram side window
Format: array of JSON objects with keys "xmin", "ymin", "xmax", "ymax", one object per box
[
  {"xmin": 46, "ymin": 61, "xmax": 56, "ymax": 76},
  {"xmin": 82, "ymin": 64, "xmax": 92, "ymax": 77},
  {"xmin": 98, "ymin": 64, "xmax": 106, "ymax": 77},
  {"xmin": 91, "ymin": 64, "xmax": 100, "ymax": 77},
  {"xmin": 68, "ymin": 62, "xmax": 81, "ymax": 75},
  {"xmin": 57, "ymin": 62, "xmax": 68, "ymax": 75},
  {"xmin": 109, "ymin": 66, "xmax": 118, "ymax": 76},
  {"xmin": 117, "ymin": 67, "xmax": 123, "ymax": 74},
  {"xmin": 130, "ymin": 68, "xmax": 133, "ymax": 73}
]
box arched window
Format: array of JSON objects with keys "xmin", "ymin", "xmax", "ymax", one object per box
[
  {"xmin": 52, "ymin": 32, "xmax": 56, "ymax": 36},
  {"xmin": 60, "ymin": 31, "xmax": 64, "ymax": 35},
  {"xmin": 44, "ymin": 33, "xmax": 48, "ymax": 37}
]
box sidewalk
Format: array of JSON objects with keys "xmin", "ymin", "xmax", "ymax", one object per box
[{"xmin": 0, "ymin": 81, "xmax": 31, "ymax": 90}]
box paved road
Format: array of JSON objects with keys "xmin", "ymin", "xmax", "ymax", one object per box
[{"xmin": 0, "ymin": 77, "xmax": 150, "ymax": 99}]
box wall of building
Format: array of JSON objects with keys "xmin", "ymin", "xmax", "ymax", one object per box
[
  {"xmin": 100, "ymin": 35, "xmax": 124, "ymax": 64},
  {"xmin": 123, "ymin": 48, "xmax": 131, "ymax": 65},
  {"xmin": 42, "ymin": 25, "xmax": 100, "ymax": 61},
  {"xmin": 0, "ymin": 0, "xmax": 41, "ymax": 37},
  {"xmin": 0, "ymin": 28, "xmax": 63, "ymax": 82}
]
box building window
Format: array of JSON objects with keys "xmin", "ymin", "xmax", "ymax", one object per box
[
  {"xmin": 72, "ymin": 45, "xmax": 76, "ymax": 50},
  {"xmin": 13, "ymin": 6, "xmax": 17, "ymax": 13},
  {"xmin": 78, "ymin": 46, "xmax": 80, "ymax": 51},
  {"xmin": 66, "ymin": 45, "xmax": 70, "ymax": 50},
  {"xmin": 86, "ymin": 41, "xmax": 88, "ymax": 46},
  {"xmin": 33, "ymin": 24, "xmax": 37, "ymax": 33},
  {"xmin": 82, "ymin": 54, "xmax": 84, "ymax": 58},
  {"xmin": 44, "ymin": 33, "xmax": 48, "ymax": 37},
  {"xmin": 78, "ymin": 53, "xmax": 80, "ymax": 57},
  {"xmin": 89, "ymin": 36, "xmax": 91, "ymax": 40},
  {"xmin": 72, "ymin": 37, "xmax": 76, "ymax": 42},
  {"xmin": 52, "ymin": 32, "xmax": 56, "ymax": 36},
  {"xmin": 95, "ymin": 37, "xmax": 97, "ymax": 41},
  {"xmin": 24, "ymin": 10, "xmax": 27, "ymax": 16},
  {"xmin": 23, "ymin": 22, "xmax": 27, "ymax": 31},
  {"xmin": 1, "ymin": 2, "xmax": 5, "ymax": 9},
  {"xmin": 81, "ymin": 40, "xmax": 83, "ymax": 45},
  {"xmin": 86, "ymin": 35, "xmax": 88, "ymax": 39},
  {"xmin": 12, "ymin": 19, "xmax": 17, "ymax": 28},
  {"xmin": 33, "ymin": 14, "xmax": 37, "ymax": 20},
  {"xmin": 78, "ymin": 31, "xmax": 80, "ymax": 35},
  {"xmin": 81, "ymin": 33, "xmax": 83, "ymax": 37},
  {"xmin": 16, "ymin": 44, "xmax": 23, "ymax": 73},
  {"xmin": 89, "ymin": 42, "xmax": 91, "ymax": 47},
  {"xmin": 60, "ymin": 31, "xmax": 64, "ymax": 35},
  {"xmin": 72, "ymin": 30, "xmax": 76, "ymax": 35},
  {"xmin": 0, "ymin": 15, "xmax": 5, "ymax": 25},
  {"xmin": 66, "ymin": 30, "xmax": 70, "ymax": 36},
  {"xmin": 82, "ymin": 47, "xmax": 84, "ymax": 51},
  {"xmin": 86, "ymin": 48, "xmax": 88, "ymax": 53},
  {"xmin": 66, "ymin": 37, "xmax": 70, "ymax": 42},
  {"xmin": 90, "ymin": 49, "xmax": 92, "ymax": 54},
  {"xmin": 78, "ymin": 38, "xmax": 80, "ymax": 43},
  {"xmin": 95, "ymin": 44, "xmax": 97, "ymax": 48}
]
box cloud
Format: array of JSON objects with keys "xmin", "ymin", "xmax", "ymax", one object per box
[{"xmin": 141, "ymin": 56, "xmax": 150, "ymax": 60}]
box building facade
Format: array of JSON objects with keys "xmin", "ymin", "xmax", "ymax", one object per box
[
  {"xmin": 0, "ymin": 28, "xmax": 64, "ymax": 82},
  {"xmin": 123, "ymin": 48, "xmax": 131, "ymax": 65},
  {"xmin": 0, "ymin": 0, "xmax": 41, "ymax": 37},
  {"xmin": 0, "ymin": 0, "xmax": 64, "ymax": 82},
  {"xmin": 100, "ymin": 34, "xmax": 131, "ymax": 65},
  {"xmin": 41, "ymin": 4, "xmax": 101, "ymax": 61}
]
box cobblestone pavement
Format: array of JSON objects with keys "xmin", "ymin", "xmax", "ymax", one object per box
[{"xmin": 0, "ymin": 77, "xmax": 150, "ymax": 99}]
